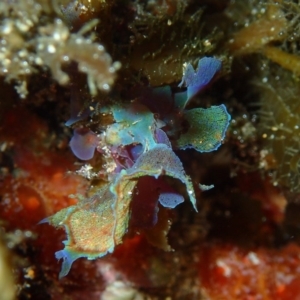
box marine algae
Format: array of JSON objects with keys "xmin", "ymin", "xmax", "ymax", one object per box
[{"xmin": 47, "ymin": 57, "xmax": 231, "ymax": 277}]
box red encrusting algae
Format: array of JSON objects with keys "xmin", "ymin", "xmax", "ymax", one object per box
[{"xmin": 199, "ymin": 243, "xmax": 300, "ymax": 300}]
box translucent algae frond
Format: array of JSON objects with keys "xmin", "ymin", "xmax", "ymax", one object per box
[
  {"xmin": 105, "ymin": 103, "xmax": 157, "ymax": 151},
  {"xmin": 126, "ymin": 144, "xmax": 198, "ymax": 211},
  {"xmin": 69, "ymin": 128, "xmax": 100, "ymax": 160},
  {"xmin": 178, "ymin": 57, "xmax": 222, "ymax": 107}
]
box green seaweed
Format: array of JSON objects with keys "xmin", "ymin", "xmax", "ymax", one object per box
[
  {"xmin": 49, "ymin": 144, "xmax": 198, "ymax": 278},
  {"xmin": 177, "ymin": 104, "xmax": 231, "ymax": 152},
  {"xmin": 47, "ymin": 57, "xmax": 231, "ymax": 278}
]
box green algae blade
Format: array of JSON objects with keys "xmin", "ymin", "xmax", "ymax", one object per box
[
  {"xmin": 48, "ymin": 182, "xmax": 135, "ymax": 278},
  {"xmin": 177, "ymin": 104, "xmax": 231, "ymax": 152}
]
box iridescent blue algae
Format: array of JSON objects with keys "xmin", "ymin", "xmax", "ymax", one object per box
[
  {"xmin": 47, "ymin": 57, "xmax": 231, "ymax": 278},
  {"xmin": 178, "ymin": 56, "xmax": 222, "ymax": 107},
  {"xmin": 105, "ymin": 102, "xmax": 157, "ymax": 151},
  {"xmin": 158, "ymin": 192, "xmax": 184, "ymax": 208}
]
